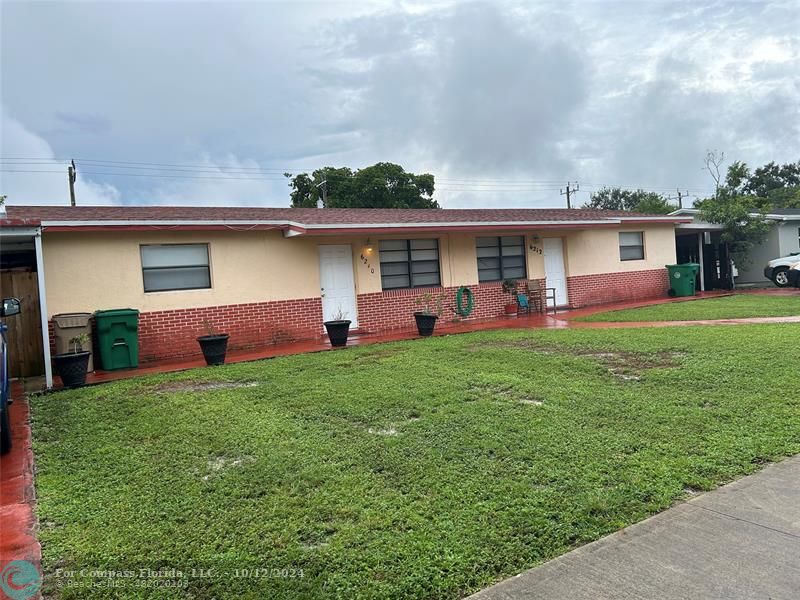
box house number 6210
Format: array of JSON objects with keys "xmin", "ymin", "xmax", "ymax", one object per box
[{"xmin": 360, "ymin": 254, "xmax": 375, "ymax": 274}]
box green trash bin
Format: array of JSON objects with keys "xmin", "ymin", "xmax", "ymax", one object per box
[
  {"xmin": 665, "ymin": 264, "xmax": 700, "ymax": 297},
  {"xmin": 94, "ymin": 309, "xmax": 140, "ymax": 370}
]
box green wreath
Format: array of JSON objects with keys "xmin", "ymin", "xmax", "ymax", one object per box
[{"xmin": 455, "ymin": 286, "xmax": 474, "ymax": 317}]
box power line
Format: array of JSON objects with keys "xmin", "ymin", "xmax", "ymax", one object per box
[
  {"xmin": 0, "ymin": 157, "xmax": 574, "ymax": 183},
  {"xmin": 0, "ymin": 157, "xmax": 715, "ymax": 197}
]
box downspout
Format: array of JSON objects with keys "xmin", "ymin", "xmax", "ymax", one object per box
[
  {"xmin": 697, "ymin": 232, "xmax": 705, "ymax": 292},
  {"xmin": 33, "ymin": 230, "xmax": 53, "ymax": 389}
]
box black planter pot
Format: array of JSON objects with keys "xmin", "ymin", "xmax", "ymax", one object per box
[
  {"xmin": 54, "ymin": 351, "xmax": 91, "ymax": 388},
  {"xmin": 197, "ymin": 334, "xmax": 230, "ymax": 366},
  {"xmin": 324, "ymin": 320, "xmax": 351, "ymax": 347},
  {"xmin": 414, "ymin": 312, "xmax": 438, "ymax": 337}
]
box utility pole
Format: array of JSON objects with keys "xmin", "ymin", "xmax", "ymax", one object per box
[
  {"xmin": 68, "ymin": 160, "xmax": 77, "ymax": 206},
  {"xmin": 676, "ymin": 188, "xmax": 688, "ymax": 209},
  {"xmin": 315, "ymin": 178, "xmax": 327, "ymax": 208},
  {"xmin": 560, "ymin": 181, "xmax": 578, "ymax": 209},
  {"xmin": 667, "ymin": 188, "xmax": 689, "ymax": 209}
]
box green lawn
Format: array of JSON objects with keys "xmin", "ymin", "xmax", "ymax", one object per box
[
  {"xmin": 32, "ymin": 325, "xmax": 800, "ymax": 599},
  {"xmin": 577, "ymin": 294, "xmax": 800, "ymax": 322}
]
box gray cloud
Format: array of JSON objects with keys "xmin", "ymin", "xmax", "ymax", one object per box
[
  {"xmin": 1, "ymin": 1, "xmax": 797, "ymax": 208},
  {"xmin": 320, "ymin": 3, "xmax": 589, "ymax": 176}
]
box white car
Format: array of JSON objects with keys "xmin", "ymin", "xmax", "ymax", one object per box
[
  {"xmin": 789, "ymin": 262, "xmax": 800, "ymax": 288},
  {"xmin": 764, "ymin": 254, "xmax": 800, "ymax": 287}
]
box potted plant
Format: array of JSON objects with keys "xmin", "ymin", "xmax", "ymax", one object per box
[
  {"xmin": 414, "ymin": 292, "xmax": 445, "ymax": 336},
  {"xmin": 197, "ymin": 320, "xmax": 229, "ymax": 366},
  {"xmin": 324, "ymin": 308, "xmax": 352, "ymax": 347},
  {"xmin": 502, "ymin": 279, "xmax": 518, "ymax": 315},
  {"xmin": 54, "ymin": 332, "xmax": 91, "ymax": 388}
]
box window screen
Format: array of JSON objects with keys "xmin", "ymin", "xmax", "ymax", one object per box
[
  {"xmin": 476, "ymin": 236, "xmax": 526, "ymax": 281},
  {"xmin": 379, "ymin": 239, "xmax": 440, "ymax": 289},
  {"xmin": 619, "ymin": 232, "xmax": 645, "ymax": 261},
  {"xmin": 141, "ymin": 244, "xmax": 211, "ymax": 292}
]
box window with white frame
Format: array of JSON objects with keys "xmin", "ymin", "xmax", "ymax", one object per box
[
  {"xmin": 619, "ymin": 232, "xmax": 645, "ymax": 261},
  {"xmin": 476, "ymin": 236, "xmax": 526, "ymax": 281},
  {"xmin": 379, "ymin": 239, "xmax": 440, "ymax": 289},
  {"xmin": 141, "ymin": 244, "xmax": 211, "ymax": 292}
]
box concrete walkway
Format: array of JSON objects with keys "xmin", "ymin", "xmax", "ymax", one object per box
[{"xmin": 468, "ymin": 456, "xmax": 800, "ymax": 600}]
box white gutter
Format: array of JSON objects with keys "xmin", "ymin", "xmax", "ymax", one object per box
[
  {"xmin": 39, "ymin": 217, "xmax": 688, "ymax": 230},
  {"xmin": 616, "ymin": 216, "xmax": 690, "ymax": 222},
  {"xmin": 301, "ymin": 219, "xmax": 624, "ymax": 228},
  {"xmin": 33, "ymin": 229, "xmax": 53, "ymax": 389},
  {"xmin": 763, "ymin": 214, "xmax": 800, "ymax": 221},
  {"xmin": 0, "ymin": 227, "xmax": 43, "ymax": 238},
  {"xmin": 40, "ymin": 219, "xmax": 304, "ymax": 228},
  {"xmin": 670, "ymin": 208, "xmax": 798, "ymax": 222}
]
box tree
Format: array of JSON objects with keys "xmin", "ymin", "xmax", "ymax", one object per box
[
  {"xmin": 285, "ymin": 163, "xmax": 438, "ymax": 209},
  {"xmin": 696, "ymin": 154, "xmax": 773, "ymax": 270},
  {"xmin": 704, "ymin": 156, "xmax": 800, "ymax": 210},
  {"xmin": 696, "ymin": 188, "xmax": 771, "ymax": 268},
  {"xmin": 582, "ymin": 187, "xmax": 675, "ymax": 214},
  {"xmin": 743, "ymin": 161, "xmax": 800, "ymax": 208}
]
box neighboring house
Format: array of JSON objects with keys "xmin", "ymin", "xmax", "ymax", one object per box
[
  {"xmin": 671, "ymin": 208, "xmax": 800, "ymax": 286},
  {"xmin": 0, "ymin": 205, "xmax": 688, "ymax": 387}
]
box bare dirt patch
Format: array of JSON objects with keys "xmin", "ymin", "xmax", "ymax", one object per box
[
  {"xmin": 346, "ymin": 347, "xmax": 405, "ymax": 366},
  {"xmin": 367, "ymin": 427, "xmax": 398, "ymax": 436},
  {"xmin": 155, "ymin": 381, "xmax": 260, "ymax": 393},
  {"xmin": 466, "ymin": 381, "xmax": 545, "ymax": 406},
  {"xmin": 467, "ymin": 339, "xmax": 685, "ymax": 382},
  {"xmin": 200, "ymin": 455, "xmax": 256, "ymax": 481},
  {"xmin": 582, "ymin": 351, "xmax": 685, "ymax": 381},
  {"xmin": 465, "ymin": 339, "xmax": 555, "ymax": 354}
]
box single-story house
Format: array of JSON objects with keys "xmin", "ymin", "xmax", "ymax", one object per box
[
  {"xmin": 1, "ymin": 205, "xmax": 689, "ymax": 387},
  {"xmin": 671, "ymin": 207, "xmax": 800, "ymax": 287}
]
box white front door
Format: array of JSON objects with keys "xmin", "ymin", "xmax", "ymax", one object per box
[
  {"xmin": 543, "ymin": 237, "xmax": 568, "ymax": 307},
  {"xmin": 318, "ymin": 245, "xmax": 358, "ymax": 327}
]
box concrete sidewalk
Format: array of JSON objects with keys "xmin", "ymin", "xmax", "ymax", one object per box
[{"xmin": 468, "ymin": 456, "xmax": 800, "ymax": 600}]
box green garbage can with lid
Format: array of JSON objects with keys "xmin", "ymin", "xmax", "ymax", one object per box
[
  {"xmin": 665, "ymin": 264, "xmax": 700, "ymax": 297},
  {"xmin": 94, "ymin": 309, "xmax": 140, "ymax": 370}
]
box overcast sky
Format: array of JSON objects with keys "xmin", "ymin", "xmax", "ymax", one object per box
[{"xmin": 1, "ymin": 0, "xmax": 797, "ymax": 208}]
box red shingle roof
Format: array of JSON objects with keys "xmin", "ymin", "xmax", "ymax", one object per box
[{"xmin": 2, "ymin": 205, "xmax": 685, "ymax": 228}]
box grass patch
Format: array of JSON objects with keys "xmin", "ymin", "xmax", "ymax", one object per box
[
  {"xmin": 577, "ymin": 294, "xmax": 800, "ymax": 322},
  {"xmin": 31, "ymin": 324, "xmax": 800, "ymax": 599}
]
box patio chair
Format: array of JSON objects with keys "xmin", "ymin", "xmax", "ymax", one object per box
[
  {"xmin": 516, "ymin": 293, "xmax": 530, "ymax": 315},
  {"xmin": 528, "ymin": 280, "xmax": 558, "ymax": 315},
  {"xmin": 527, "ymin": 280, "xmax": 546, "ymax": 314}
]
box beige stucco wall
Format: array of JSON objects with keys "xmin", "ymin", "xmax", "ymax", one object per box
[
  {"xmin": 41, "ymin": 225, "xmax": 676, "ymax": 316},
  {"xmin": 561, "ymin": 225, "xmax": 677, "ymax": 277},
  {"xmin": 42, "ymin": 230, "xmax": 321, "ymax": 315}
]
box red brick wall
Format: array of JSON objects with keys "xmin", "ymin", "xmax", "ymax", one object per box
[
  {"xmin": 566, "ymin": 268, "xmax": 669, "ymax": 308},
  {"xmin": 50, "ymin": 298, "xmax": 324, "ymax": 365},
  {"xmin": 48, "ymin": 298, "xmax": 324, "ymax": 365},
  {"xmin": 356, "ymin": 280, "xmax": 535, "ymax": 333},
  {"xmin": 48, "ymin": 270, "xmax": 669, "ymax": 367},
  {"xmin": 135, "ymin": 298, "xmax": 324, "ymax": 363}
]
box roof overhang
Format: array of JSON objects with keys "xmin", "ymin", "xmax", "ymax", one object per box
[
  {"xmin": 675, "ymin": 222, "xmax": 725, "ymax": 231},
  {"xmin": 34, "ymin": 220, "xmax": 292, "ymax": 233},
  {"xmin": 3, "ymin": 215, "xmax": 690, "ymax": 236},
  {"xmin": 0, "ymin": 225, "xmax": 41, "ymax": 239},
  {"xmin": 670, "ymin": 207, "xmax": 798, "ymax": 222}
]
